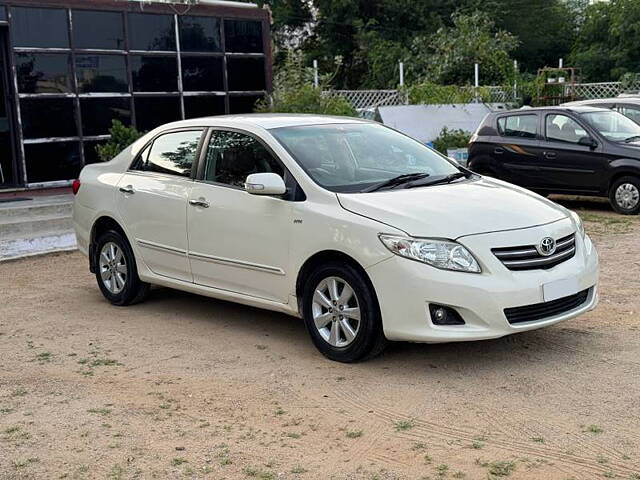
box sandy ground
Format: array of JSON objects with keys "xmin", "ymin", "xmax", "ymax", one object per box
[{"xmin": 1, "ymin": 197, "xmax": 639, "ymax": 480}]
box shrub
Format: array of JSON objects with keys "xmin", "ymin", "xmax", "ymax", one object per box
[
  {"xmin": 432, "ymin": 127, "xmax": 471, "ymax": 154},
  {"xmin": 96, "ymin": 120, "xmax": 145, "ymax": 162}
]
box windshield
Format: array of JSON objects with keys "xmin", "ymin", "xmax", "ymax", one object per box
[
  {"xmin": 270, "ymin": 123, "xmax": 461, "ymax": 193},
  {"xmin": 580, "ymin": 110, "xmax": 640, "ymax": 141}
]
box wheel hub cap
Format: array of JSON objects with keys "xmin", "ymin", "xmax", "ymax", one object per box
[
  {"xmin": 312, "ymin": 276, "xmax": 361, "ymax": 348},
  {"xmin": 615, "ymin": 183, "xmax": 639, "ymax": 210},
  {"xmin": 99, "ymin": 242, "xmax": 127, "ymax": 294}
]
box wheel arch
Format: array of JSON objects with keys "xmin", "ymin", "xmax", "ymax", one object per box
[
  {"xmin": 607, "ymin": 164, "xmax": 640, "ymax": 192},
  {"xmin": 89, "ymin": 216, "xmax": 129, "ymax": 273},
  {"xmin": 295, "ymin": 250, "xmax": 379, "ymax": 315}
]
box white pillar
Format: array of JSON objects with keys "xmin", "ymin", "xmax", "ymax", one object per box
[
  {"xmin": 559, "ymin": 58, "xmax": 563, "ymax": 68},
  {"xmin": 474, "ymin": 63, "xmax": 479, "ymax": 88},
  {"xmin": 313, "ymin": 60, "xmax": 319, "ymax": 88},
  {"xmin": 399, "ymin": 61, "xmax": 404, "ymax": 87}
]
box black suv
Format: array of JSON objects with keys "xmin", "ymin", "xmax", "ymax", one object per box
[{"xmin": 468, "ymin": 106, "xmax": 640, "ymax": 214}]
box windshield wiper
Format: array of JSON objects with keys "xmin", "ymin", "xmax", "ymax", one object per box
[
  {"xmin": 362, "ymin": 172, "xmax": 430, "ymax": 192},
  {"xmin": 406, "ymin": 171, "xmax": 468, "ymax": 189},
  {"xmin": 623, "ymin": 135, "xmax": 640, "ymax": 143}
]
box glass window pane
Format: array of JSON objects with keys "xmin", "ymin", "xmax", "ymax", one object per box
[
  {"xmin": 84, "ymin": 140, "xmax": 108, "ymax": 164},
  {"xmin": 224, "ymin": 19, "xmax": 263, "ymax": 53},
  {"xmin": 181, "ymin": 56, "xmax": 223, "ymax": 91},
  {"xmin": 25, "ymin": 142, "xmax": 81, "ymax": 183},
  {"xmin": 144, "ymin": 130, "xmax": 202, "ymax": 177},
  {"xmin": 204, "ymin": 130, "xmax": 282, "ymax": 187},
  {"xmin": 16, "ymin": 53, "xmax": 72, "ymax": 94},
  {"xmin": 184, "ymin": 95, "xmax": 225, "ymax": 119},
  {"xmin": 20, "ymin": 98, "xmax": 77, "ymax": 139},
  {"xmin": 497, "ymin": 115, "xmax": 537, "ymax": 138},
  {"xmin": 73, "ymin": 10, "xmax": 125, "ymax": 50},
  {"xmin": 0, "ymin": 7, "xmax": 7, "ymax": 22},
  {"xmin": 134, "ymin": 96, "xmax": 181, "ymax": 131},
  {"xmin": 10, "ymin": 7, "xmax": 69, "ymax": 48},
  {"xmin": 128, "ymin": 13, "xmax": 176, "ymax": 51},
  {"xmin": 229, "ymin": 95, "xmax": 262, "ymax": 114},
  {"xmin": 545, "ymin": 114, "xmax": 587, "ymax": 143},
  {"xmin": 180, "ymin": 16, "xmax": 221, "ymax": 52},
  {"xmin": 76, "ymin": 55, "xmax": 128, "ymax": 93},
  {"xmin": 227, "ymin": 57, "xmax": 265, "ymax": 91},
  {"xmin": 130, "ymin": 56, "xmax": 177, "ymax": 92},
  {"xmin": 81, "ymin": 98, "xmax": 132, "ymax": 136}
]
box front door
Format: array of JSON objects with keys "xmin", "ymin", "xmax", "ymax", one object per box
[
  {"xmin": 0, "ymin": 28, "xmax": 17, "ymax": 188},
  {"xmin": 187, "ymin": 129, "xmax": 292, "ymax": 303},
  {"xmin": 536, "ymin": 113, "xmax": 605, "ymax": 193},
  {"xmin": 116, "ymin": 129, "xmax": 204, "ymax": 282},
  {"xmin": 494, "ymin": 113, "xmax": 541, "ymax": 188}
]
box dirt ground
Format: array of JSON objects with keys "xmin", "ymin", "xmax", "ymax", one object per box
[{"xmin": 1, "ymin": 196, "xmax": 639, "ymax": 480}]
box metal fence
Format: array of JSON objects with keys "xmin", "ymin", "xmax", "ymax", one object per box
[{"xmin": 326, "ymin": 80, "xmax": 640, "ymax": 111}]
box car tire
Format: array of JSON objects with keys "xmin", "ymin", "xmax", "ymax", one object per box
[
  {"xmin": 302, "ymin": 261, "xmax": 387, "ymax": 363},
  {"xmin": 609, "ymin": 176, "xmax": 640, "ymax": 215},
  {"xmin": 94, "ymin": 229, "xmax": 150, "ymax": 306}
]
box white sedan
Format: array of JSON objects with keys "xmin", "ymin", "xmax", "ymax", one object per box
[{"xmin": 73, "ymin": 114, "xmax": 599, "ymax": 362}]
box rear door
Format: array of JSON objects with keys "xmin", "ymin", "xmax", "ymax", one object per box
[
  {"xmin": 116, "ymin": 129, "xmax": 204, "ymax": 282},
  {"xmin": 537, "ymin": 113, "xmax": 605, "ymax": 193},
  {"xmin": 494, "ymin": 113, "xmax": 541, "ymax": 187}
]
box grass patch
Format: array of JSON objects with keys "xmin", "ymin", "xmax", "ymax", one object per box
[
  {"xmin": 291, "ymin": 465, "xmax": 307, "ymax": 474},
  {"xmin": 584, "ymin": 424, "xmax": 604, "ymax": 434},
  {"xmin": 346, "ymin": 430, "xmax": 363, "ymax": 438},
  {"xmin": 171, "ymin": 458, "xmax": 188, "ymax": 466},
  {"xmin": 34, "ymin": 352, "xmax": 52, "ymax": 363},
  {"xmin": 10, "ymin": 388, "xmax": 27, "ymax": 397},
  {"xmin": 286, "ymin": 432, "xmax": 301, "ymax": 439},
  {"xmin": 87, "ymin": 408, "xmax": 111, "ymax": 416},
  {"xmin": 531, "ymin": 436, "xmax": 544, "ymax": 443},
  {"xmin": 486, "ymin": 460, "xmax": 516, "ymax": 476},
  {"xmin": 12, "ymin": 457, "xmax": 39, "ymax": 469},
  {"xmin": 274, "ymin": 407, "xmax": 286, "ymax": 416},
  {"xmin": 243, "ymin": 466, "xmax": 274, "ymax": 479},
  {"xmin": 394, "ymin": 419, "xmax": 415, "ymax": 431}
]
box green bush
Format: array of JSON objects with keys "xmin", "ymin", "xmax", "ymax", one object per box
[
  {"xmin": 432, "ymin": 127, "xmax": 471, "ymax": 154},
  {"xmin": 256, "ymin": 50, "xmax": 356, "ymax": 116},
  {"xmin": 96, "ymin": 120, "xmax": 145, "ymax": 162}
]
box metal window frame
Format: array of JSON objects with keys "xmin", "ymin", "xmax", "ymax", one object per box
[{"xmin": 3, "ymin": 1, "xmax": 271, "ymax": 189}]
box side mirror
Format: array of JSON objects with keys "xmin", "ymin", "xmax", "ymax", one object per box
[
  {"xmin": 244, "ymin": 172, "xmax": 287, "ymax": 196},
  {"xmin": 578, "ymin": 136, "xmax": 598, "ymax": 149}
]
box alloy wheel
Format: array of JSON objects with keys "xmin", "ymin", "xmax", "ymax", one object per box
[
  {"xmin": 99, "ymin": 242, "xmax": 127, "ymax": 294},
  {"xmin": 615, "ymin": 182, "xmax": 640, "ymax": 210},
  {"xmin": 312, "ymin": 276, "xmax": 361, "ymax": 347}
]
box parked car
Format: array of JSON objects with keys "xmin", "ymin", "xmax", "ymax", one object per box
[
  {"xmin": 468, "ymin": 106, "xmax": 640, "ymax": 214},
  {"xmin": 73, "ymin": 114, "xmax": 598, "ymax": 362},
  {"xmin": 562, "ymin": 96, "xmax": 640, "ymax": 125}
]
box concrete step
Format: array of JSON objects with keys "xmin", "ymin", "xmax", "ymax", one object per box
[
  {"xmin": 0, "ymin": 214, "xmax": 74, "ymax": 241},
  {"xmin": 0, "ymin": 232, "xmax": 77, "ymax": 261},
  {"xmin": 0, "ymin": 195, "xmax": 73, "ymax": 221}
]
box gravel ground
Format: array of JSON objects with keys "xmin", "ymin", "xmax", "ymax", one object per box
[{"xmin": 1, "ymin": 197, "xmax": 639, "ymax": 480}]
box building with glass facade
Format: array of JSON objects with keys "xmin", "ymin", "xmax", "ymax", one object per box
[{"xmin": 0, "ymin": 0, "xmax": 271, "ymax": 190}]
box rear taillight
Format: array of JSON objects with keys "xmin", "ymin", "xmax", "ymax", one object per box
[{"xmin": 72, "ymin": 179, "xmax": 81, "ymax": 195}]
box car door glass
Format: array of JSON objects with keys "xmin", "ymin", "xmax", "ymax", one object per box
[
  {"xmin": 497, "ymin": 115, "xmax": 537, "ymax": 138},
  {"xmin": 618, "ymin": 106, "xmax": 640, "ymax": 125},
  {"xmin": 204, "ymin": 130, "xmax": 284, "ymax": 187},
  {"xmin": 143, "ymin": 130, "xmax": 203, "ymax": 177},
  {"xmin": 546, "ymin": 114, "xmax": 587, "ymax": 144}
]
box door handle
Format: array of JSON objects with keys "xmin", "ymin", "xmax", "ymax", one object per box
[
  {"xmin": 494, "ymin": 147, "xmax": 504, "ymax": 155},
  {"xmin": 543, "ymin": 151, "xmax": 557, "ymax": 159},
  {"xmin": 119, "ymin": 185, "xmax": 134, "ymax": 194},
  {"xmin": 188, "ymin": 198, "xmax": 210, "ymax": 208}
]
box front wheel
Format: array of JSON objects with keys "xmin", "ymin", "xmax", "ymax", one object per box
[
  {"xmin": 609, "ymin": 176, "xmax": 640, "ymax": 215},
  {"xmin": 302, "ymin": 262, "xmax": 387, "ymax": 363},
  {"xmin": 94, "ymin": 229, "xmax": 150, "ymax": 306}
]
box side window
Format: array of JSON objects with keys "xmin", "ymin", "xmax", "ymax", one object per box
[
  {"xmin": 618, "ymin": 106, "xmax": 640, "ymax": 125},
  {"xmin": 130, "ymin": 143, "xmax": 151, "ymax": 171},
  {"xmin": 497, "ymin": 115, "xmax": 537, "ymax": 138},
  {"xmin": 204, "ymin": 130, "xmax": 284, "ymax": 187},
  {"xmin": 137, "ymin": 130, "xmax": 202, "ymax": 177},
  {"xmin": 545, "ymin": 114, "xmax": 587, "ymax": 144}
]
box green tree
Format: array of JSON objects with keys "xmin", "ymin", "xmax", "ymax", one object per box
[
  {"xmin": 570, "ymin": 0, "xmax": 640, "ymax": 81},
  {"xmin": 411, "ymin": 11, "xmax": 519, "ymax": 85},
  {"xmin": 96, "ymin": 120, "xmax": 145, "ymax": 162}
]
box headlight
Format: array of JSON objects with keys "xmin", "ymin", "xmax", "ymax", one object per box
[
  {"xmin": 569, "ymin": 211, "xmax": 585, "ymax": 238},
  {"xmin": 379, "ymin": 234, "xmax": 481, "ymax": 273}
]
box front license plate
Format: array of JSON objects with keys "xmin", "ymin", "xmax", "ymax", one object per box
[{"xmin": 542, "ymin": 277, "xmax": 581, "ymax": 302}]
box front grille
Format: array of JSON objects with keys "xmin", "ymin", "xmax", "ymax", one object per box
[
  {"xmin": 492, "ymin": 233, "xmax": 576, "ymax": 271},
  {"xmin": 504, "ymin": 288, "xmax": 590, "ymax": 324}
]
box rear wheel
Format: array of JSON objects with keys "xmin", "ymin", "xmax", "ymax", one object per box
[
  {"xmin": 95, "ymin": 229, "xmax": 149, "ymax": 306},
  {"xmin": 302, "ymin": 262, "xmax": 386, "ymax": 363},
  {"xmin": 609, "ymin": 176, "xmax": 640, "ymax": 215}
]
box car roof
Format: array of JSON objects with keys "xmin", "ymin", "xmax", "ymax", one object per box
[
  {"xmin": 563, "ymin": 97, "xmax": 640, "ymax": 106},
  {"xmin": 493, "ymin": 105, "xmax": 609, "ymax": 115},
  {"xmin": 154, "ymin": 113, "xmax": 371, "ymax": 131}
]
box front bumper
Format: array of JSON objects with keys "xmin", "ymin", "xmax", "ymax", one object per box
[{"xmin": 366, "ymin": 218, "xmax": 599, "ymax": 342}]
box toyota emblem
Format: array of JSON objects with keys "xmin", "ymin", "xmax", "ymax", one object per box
[{"xmin": 537, "ymin": 237, "xmax": 556, "ymax": 256}]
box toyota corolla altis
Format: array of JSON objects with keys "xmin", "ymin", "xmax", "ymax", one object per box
[{"xmin": 73, "ymin": 114, "xmax": 599, "ymax": 362}]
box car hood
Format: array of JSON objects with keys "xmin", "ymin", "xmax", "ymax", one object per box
[{"xmin": 337, "ymin": 178, "xmax": 569, "ymax": 238}]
